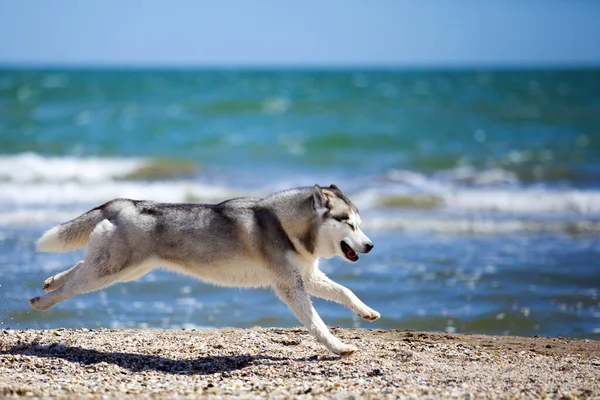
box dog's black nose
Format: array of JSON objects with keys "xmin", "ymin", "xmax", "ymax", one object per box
[{"xmin": 364, "ymin": 242, "xmax": 374, "ymax": 253}]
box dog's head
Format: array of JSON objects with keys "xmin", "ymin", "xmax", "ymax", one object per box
[{"xmin": 312, "ymin": 184, "xmax": 373, "ymax": 262}]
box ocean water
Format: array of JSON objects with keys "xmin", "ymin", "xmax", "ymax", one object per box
[{"xmin": 0, "ymin": 68, "xmax": 599, "ymax": 339}]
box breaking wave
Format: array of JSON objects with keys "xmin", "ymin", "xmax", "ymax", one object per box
[
  {"xmin": 357, "ymin": 167, "xmax": 600, "ymax": 215},
  {"xmin": 0, "ymin": 153, "xmax": 599, "ymax": 233},
  {"xmin": 363, "ymin": 214, "xmax": 600, "ymax": 235},
  {"xmin": 373, "ymin": 189, "xmax": 600, "ymax": 214},
  {"xmin": 0, "ymin": 153, "xmax": 198, "ymax": 183}
]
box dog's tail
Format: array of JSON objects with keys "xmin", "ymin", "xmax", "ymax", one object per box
[{"xmin": 36, "ymin": 199, "xmax": 134, "ymax": 252}]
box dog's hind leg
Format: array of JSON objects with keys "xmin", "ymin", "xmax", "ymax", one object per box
[
  {"xmin": 30, "ymin": 219, "xmax": 137, "ymax": 311},
  {"xmin": 43, "ymin": 261, "xmax": 84, "ymax": 292},
  {"xmin": 30, "ymin": 264, "xmax": 122, "ymax": 311}
]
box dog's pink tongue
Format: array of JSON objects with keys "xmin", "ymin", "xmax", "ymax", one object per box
[{"xmin": 346, "ymin": 248, "xmax": 357, "ymax": 259}]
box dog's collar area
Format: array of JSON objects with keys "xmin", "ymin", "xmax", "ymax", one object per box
[{"xmin": 340, "ymin": 241, "xmax": 358, "ymax": 262}]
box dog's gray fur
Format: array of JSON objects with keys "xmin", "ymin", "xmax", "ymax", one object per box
[{"xmin": 31, "ymin": 184, "xmax": 379, "ymax": 356}]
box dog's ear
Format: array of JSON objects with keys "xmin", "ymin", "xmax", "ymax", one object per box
[
  {"xmin": 312, "ymin": 184, "xmax": 329, "ymax": 215},
  {"xmin": 329, "ymin": 184, "xmax": 342, "ymax": 195}
]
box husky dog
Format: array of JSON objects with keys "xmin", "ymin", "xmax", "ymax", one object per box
[{"xmin": 31, "ymin": 184, "xmax": 379, "ymax": 356}]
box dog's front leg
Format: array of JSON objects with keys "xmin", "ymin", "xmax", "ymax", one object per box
[
  {"xmin": 272, "ymin": 269, "xmax": 358, "ymax": 356},
  {"xmin": 305, "ymin": 267, "xmax": 380, "ymax": 321}
]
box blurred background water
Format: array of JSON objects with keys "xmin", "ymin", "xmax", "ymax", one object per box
[{"xmin": 0, "ymin": 68, "xmax": 599, "ymax": 339}]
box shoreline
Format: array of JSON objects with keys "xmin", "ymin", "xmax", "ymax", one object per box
[{"xmin": 1, "ymin": 327, "xmax": 599, "ymax": 398}]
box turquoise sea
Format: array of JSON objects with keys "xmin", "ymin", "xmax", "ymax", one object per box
[{"xmin": 0, "ymin": 68, "xmax": 599, "ymax": 339}]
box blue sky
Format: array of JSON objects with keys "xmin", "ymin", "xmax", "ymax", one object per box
[{"xmin": 1, "ymin": 0, "xmax": 599, "ymax": 67}]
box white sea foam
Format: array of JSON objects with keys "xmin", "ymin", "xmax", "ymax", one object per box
[
  {"xmin": 0, "ymin": 153, "xmax": 144, "ymax": 183},
  {"xmin": 443, "ymin": 189, "xmax": 600, "ymax": 214},
  {"xmin": 0, "ymin": 153, "xmax": 247, "ymax": 212},
  {"xmin": 0, "ymin": 153, "xmax": 599, "ymax": 231},
  {"xmin": 364, "ymin": 215, "xmax": 600, "ymax": 235},
  {"xmin": 387, "ymin": 167, "xmax": 519, "ymax": 188},
  {"xmin": 376, "ymin": 167, "xmax": 600, "ymax": 215},
  {"xmin": 0, "ymin": 180, "xmax": 238, "ymax": 206},
  {"xmin": 365, "ymin": 188, "xmax": 600, "ymax": 215},
  {"xmin": 434, "ymin": 166, "xmax": 520, "ymax": 186}
]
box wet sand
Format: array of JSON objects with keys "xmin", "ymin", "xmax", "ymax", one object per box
[{"xmin": 1, "ymin": 327, "xmax": 599, "ymax": 399}]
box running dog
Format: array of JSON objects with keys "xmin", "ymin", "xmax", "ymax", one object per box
[{"xmin": 31, "ymin": 184, "xmax": 379, "ymax": 356}]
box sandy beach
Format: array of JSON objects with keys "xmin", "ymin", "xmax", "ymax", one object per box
[{"xmin": 1, "ymin": 327, "xmax": 598, "ymax": 399}]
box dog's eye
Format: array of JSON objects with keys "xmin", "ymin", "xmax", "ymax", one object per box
[{"xmin": 332, "ymin": 214, "xmax": 350, "ymax": 223}]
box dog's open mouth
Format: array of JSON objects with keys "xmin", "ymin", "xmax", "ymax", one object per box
[{"xmin": 341, "ymin": 241, "xmax": 359, "ymax": 262}]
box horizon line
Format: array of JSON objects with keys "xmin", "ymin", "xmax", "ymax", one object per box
[{"xmin": 1, "ymin": 61, "xmax": 600, "ymax": 71}]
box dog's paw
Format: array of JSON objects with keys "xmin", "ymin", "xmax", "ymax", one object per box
[
  {"xmin": 333, "ymin": 343, "xmax": 358, "ymax": 357},
  {"xmin": 29, "ymin": 295, "xmax": 54, "ymax": 311},
  {"xmin": 29, "ymin": 296, "xmax": 48, "ymax": 311},
  {"xmin": 359, "ymin": 308, "xmax": 380, "ymax": 322}
]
